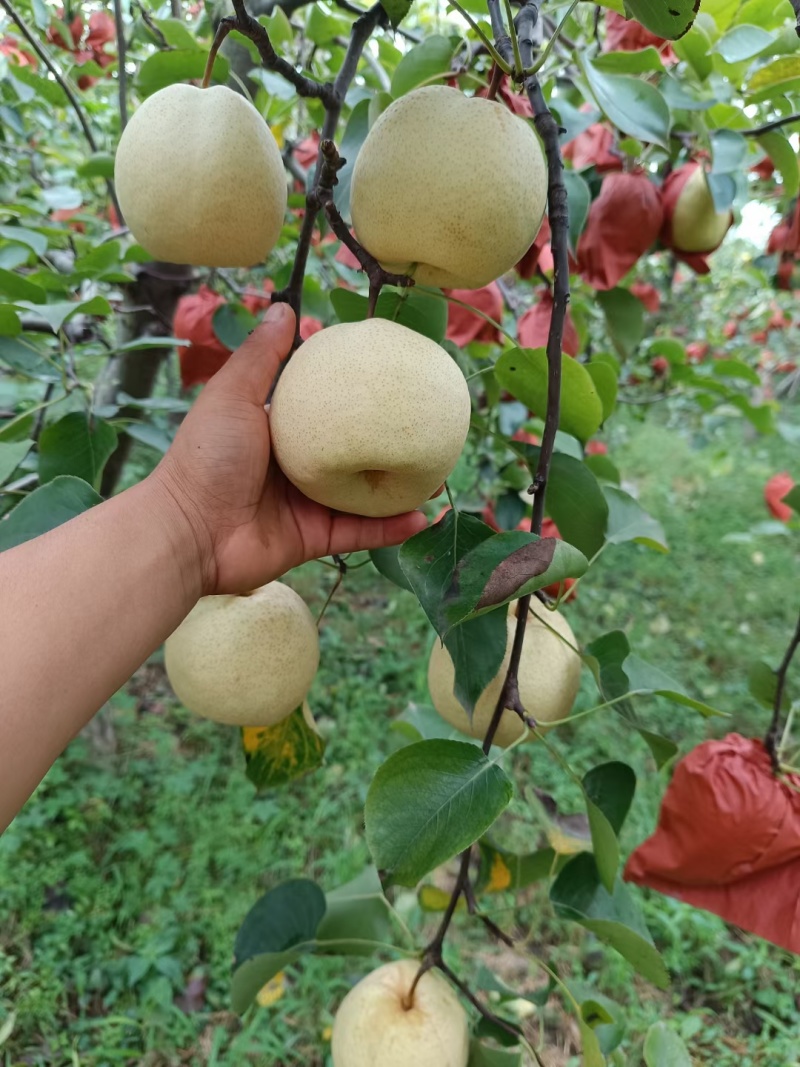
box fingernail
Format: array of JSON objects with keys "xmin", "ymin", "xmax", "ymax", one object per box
[{"xmin": 265, "ymin": 302, "xmax": 288, "ymax": 324}]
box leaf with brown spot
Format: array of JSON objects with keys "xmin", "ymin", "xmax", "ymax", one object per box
[{"xmin": 443, "ymin": 531, "xmax": 588, "ymax": 629}]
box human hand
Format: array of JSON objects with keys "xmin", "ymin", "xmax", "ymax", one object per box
[{"xmin": 153, "ymin": 303, "xmax": 428, "ymax": 595}]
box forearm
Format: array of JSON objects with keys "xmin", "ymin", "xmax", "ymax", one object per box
[{"xmin": 0, "ymin": 473, "xmax": 203, "ymax": 832}]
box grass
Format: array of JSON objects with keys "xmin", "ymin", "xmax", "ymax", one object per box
[{"xmin": 1, "ymin": 407, "xmax": 798, "ymax": 1066}]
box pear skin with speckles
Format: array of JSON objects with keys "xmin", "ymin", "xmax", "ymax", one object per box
[
  {"xmin": 332, "ymin": 960, "xmax": 469, "ymax": 1067},
  {"xmin": 428, "ymin": 599, "xmax": 581, "ymax": 746},
  {"xmin": 164, "ymin": 582, "xmax": 319, "ymax": 726},
  {"xmin": 350, "ymin": 85, "xmax": 547, "ymax": 289},
  {"xmin": 269, "ymin": 319, "xmax": 471, "ymax": 517},
  {"xmin": 115, "ymin": 84, "xmax": 287, "ymax": 267}
]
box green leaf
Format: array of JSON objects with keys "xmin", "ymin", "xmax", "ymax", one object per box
[
  {"xmin": 593, "ymin": 46, "xmax": 665, "ymax": 74},
  {"xmin": 152, "ymin": 17, "xmax": 200, "ymax": 50},
  {"xmin": 756, "ymin": 130, "xmax": 800, "ymax": 198},
  {"xmin": 0, "ymin": 335, "xmax": 58, "ymax": 380},
  {"xmin": 495, "ymin": 347, "xmax": 604, "ymax": 443},
  {"xmin": 586, "ymin": 361, "xmax": 618, "ymax": 422},
  {"xmin": 715, "ymin": 24, "xmax": 774, "ymax": 63},
  {"xmin": 673, "ymin": 21, "xmax": 714, "ymax": 79},
  {"xmin": 564, "ymin": 170, "xmax": 591, "ymax": 249},
  {"xmin": 137, "ymin": 49, "xmax": 230, "ymax": 97},
  {"xmin": 231, "ymin": 879, "xmax": 326, "ymax": 1013},
  {"xmin": 643, "ymin": 1022, "xmax": 692, "ymax": 1067},
  {"xmin": 260, "ymin": 7, "xmax": 294, "ymax": 47},
  {"xmin": 12, "ymin": 296, "xmax": 112, "ymax": 333},
  {"xmin": 0, "ymin": 269, "xmax": 45, "ymax": 304},
  {"xmin": 468, "ymin": 1041, "xmax": 524, "ymax": 1067},
  {"xmin": 330, "ymin": 287, "xmax": 448, "ymax": 344},
  {"xmin": 514, "ymin": 446, "xmax": 609, "ymax": 559},
  {"xmin": 596, "ymin": 289, "xmax": 645, "ymax": 358},
  {"xmin": 0, "ymin": 439, "xmax": 32, "ymax": 484},
  {"xmin": 379, "ymin": 0, "xmax": 413, "ymax": 29},
  {"xmin": 582, "ymin": 60, "xmax": 671, "ymax": 149},
  {"xmin": 748, "ymin": 57, "xmax": 800, "ymax": 102},
  {"xmin": 585, "ymin": 454, "xmax": 620, "ymax": 485},
  {"xmin": 72, "ymin": 241, "xmax": 123, "ymax": 278},
  {"xmin": 710, "ymin": 129, "xmax": 747, "ymax": 175},
  {"xmin": 370, "ymin": 545, "xmax": 415, "ymax": 592},
  {"xmin": 212, "ymin": 303, "xmax": 257, "ymax": 351},
  {"xmin": 782, "ymin": 484, "xmax": 800, "ymax": 515},
  {"xmin": 334, "ymin": 97, "xmax": 370, "ymax": 217},
  {"xmin": 748, "ymin": 659, "xmax": 792, "ymax": 712},
  {"xmin": 365, "ymin": 739, "xmax": 513, "ymax": 887},
  {"xmin": 316, "ymin": 866, "xmax": 392, "ymax": 953},
  {"xmin": 38, "ymin": 413, "xmax": 117, "ymax": 489},
  {"xmin": 603, "ymin": 486, "xmax": 668, "ymax": 551},
  {"xmin": 0, "ymin": 225, "xmax": 48, "ymax": 257},
  {"xmin": 241, "ymin": 705, "xmax": 326, "ymax": 790},
  {"xmin": 399, "ymin": 511, "xmax": 508, "ymax": 713},
  {"xmin": 623, "ymin": 0, "xmax": 697, "ymax": 39},
  {"xmin": 550, "ymin": 853, "xmax": 669, "ymax": 988},
  {"xmin": 391, "ymin": 34, "xmax": 455, "ymax": 96},
  {"xmin": 624, "ymin": 654, "xmax": 725, "ymax": 717},
  {"xmin": 583, "ymin": 762, "xmax": 636, "ymax": 893},
  {"xmin": 399, "ymin": 510, "xmax": 493, "ymax": 637},
  {"xmin": 0, "ymin": 475, "xmax": 102, "ymax": 551},
  {"xmin": 711, "ymin": 359, "xmax": 760, "ymax": 385}
]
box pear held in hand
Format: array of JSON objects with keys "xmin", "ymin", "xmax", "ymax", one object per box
[
  {"xmin": 115, "ymin": 84, "xmax": 287, "ymax": 267},
  {"xmin": 350, "ymin": 85, "xmax": 548, "ymax": 289},
  {"xmin": 428, "ymin": 598, "xmax": 581, "ymax": 746},
  {"xmin": 164, "ymin": 581, "xmax": 319, "ymax": 726},
  {"xmin": 332, "ymin": 959, "xmax": 470, "ymax": 1067},
  {"xmin": 270, "ymin": 318, "xmax": 471, "ymax": 518}
]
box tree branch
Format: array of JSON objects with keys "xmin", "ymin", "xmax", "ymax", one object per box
[
  {"xmin": 113, "ymin": 0, "xmax": 128, "ymax": 131},
  {"xmin": 765, "ymin": 609, "xmax": 800, "ymax": 770},
  {"xmin": 791, "ymin": 0, "xmax": 800, "ymax": 38},
  {"xmin": 205, "ymin": 0, "xmax": 337, "ymax": 103},
  {"xmin": 437, "ymin": 960, "xmax": 525, "ymax": 1044},
  {"xmin": 0, "ymin": 0, "xmax": 123, "ymax": 222},
  {"xmin": 742, "ymin": 112, "xmax": 800, "ymax": 136}
]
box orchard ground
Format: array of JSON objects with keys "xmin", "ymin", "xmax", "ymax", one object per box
[{"xmin": 1, "ymin": 406, "xmax": 798, "ymax": 1067}]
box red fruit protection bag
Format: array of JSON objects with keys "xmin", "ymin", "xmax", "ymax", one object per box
[
  {"xmin": 625, "ymin": 734, "xmax": 800, "ymax": 953},
  {"xmin": 577, "ymin": 172, "xmax": 663, "ymax": 291}
]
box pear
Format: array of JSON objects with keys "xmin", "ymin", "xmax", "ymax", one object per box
[
  {"xmin": 270, "ymin": 318, "xmax": 471, "ymax": 518},
  {"xmin": 350, "ymin": 85, "xmax": 547, "ymax": 289},
  {"xmin": 428, "ymin": 599, "xmax": 581, "ymax": 746},
  {"xmin": 115, "ymin": 83, "xmax": 287, "ymax": 267},
  {"xmin": 670, "ymin": 165, "xmax": 732, "ymax": 253},
  {"xmin": 332, "ymin": 960, "xmax": 469, "ymax": 1067},
  {"xmin": 164, "ymin": 581, "xmax": 319, "ymax": 726}
]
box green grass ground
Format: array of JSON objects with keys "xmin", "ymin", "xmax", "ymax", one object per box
[{"xmin": 1, "ymin": 409, "xmax": 799, "ymax": 1066}]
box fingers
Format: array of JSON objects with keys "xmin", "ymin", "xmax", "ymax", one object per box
[
  {"xmin": 327, "ymin": 510, "xmax": 428, "ymax": 557},
  {"xmin": 209, "ymin": 302, "xmax": 297, "ymax": 403}
]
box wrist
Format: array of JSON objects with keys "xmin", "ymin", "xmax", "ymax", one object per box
[{"xmin": 145, "ymin": 464, "xmax": 217, "ymax": 600}]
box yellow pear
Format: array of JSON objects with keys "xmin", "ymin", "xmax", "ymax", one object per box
[
  {"xmin": 115, "ymin": 84, "xmax": 287, "ymax": 267},
  {"xmin": 428, "ymin": 599, "xmax": 581, "ymax": 747},
  {"xmin": 332, "ymin": 960, "xmax": 469, "ymax": 1067},
  {"xmin": 270, "ymin": 318, "xmax": 471, "ymax": 517},
  {"xmin": 350, "ymin": 85, "xmax": 547, "ymax": 289},
  {"xmin": 164, "ymin": 581, "xmax": 319, "ymax": 726},
  {"xmin": 671, "ymin": 165, "xmax": 732, "ymax": 253}
]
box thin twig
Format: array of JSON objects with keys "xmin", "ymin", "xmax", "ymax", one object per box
[
  {"xmin": 791, "ymin": 0, "xmax": 800, "ymax": 37},
  {"xmin": 134, "ymin": 0, "xmax": 170, "ymax": 49},
  {"xmin": 206, "ymin": 0, "xmax": 336, "ymax": 102},
  {"xmin": 0, "ymin": 0, "xmax": 122, "ymax": 221},
  {"xmin": 742, "ymin": 112, "xmax": 800, "ymax": 136},
  {"xmin": 437, "ymin": 960, "xmax": 525, "ymax": 1044},
  {"xmin": 113, "ymin": 0, "xmax": 128, "ymax": 130},
  {"xmin": 764, "ymin": 609, "xmax": 800, "ymax": 770},
  {"xmin": 316, "ymin": 555, "xmax": 347, "ymax": 625}
]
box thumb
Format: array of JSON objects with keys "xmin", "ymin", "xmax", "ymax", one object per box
[{"xmin": 210, "ymin": 302, "xmax": 297, "ymax": 403}]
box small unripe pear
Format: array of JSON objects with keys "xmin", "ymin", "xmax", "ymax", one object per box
[
  {"xmin": 332, "ymin": 960, "xmax": 469, "ymax": 1067},
  {"xmin": 670, "ymin": 165, "xmax": 731, "ymax": 253},
  {"xmin": 115, "ymin": 83, "xmax": 287, "ymax": 267},
  {"xmin": 164, "ymin": 581, "xmax": 319, "ymax": 726}
]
